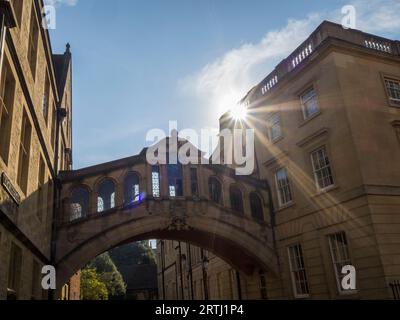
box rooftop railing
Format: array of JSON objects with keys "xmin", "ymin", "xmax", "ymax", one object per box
[{"xmin": 247, "ymin": 21, "xmax": 400, "ymax": 104}]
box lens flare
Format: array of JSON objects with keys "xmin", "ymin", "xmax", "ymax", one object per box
[{"xmin": 231, "ymin": 104, "xmax": 248, "ymax": 121}]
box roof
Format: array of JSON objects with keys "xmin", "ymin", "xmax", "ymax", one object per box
[{"xmin": 53, "ymin": 44, "xmax": 72, "ymax": 99}]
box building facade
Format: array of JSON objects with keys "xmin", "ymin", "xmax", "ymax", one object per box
[
  {"xmin": 1, "ymin": 1, "xmax": 399, "ymax": 301},
  {"xmin": 0, "ymin": 0, "xmax": 76, "ymax": 300},
  {"xmin": 157, "ymin": 241, "xmax": 264, "ymax": 300},
  {"xmin": 158, "ymin": 21, "xmax": 400, "ymax": 300}
]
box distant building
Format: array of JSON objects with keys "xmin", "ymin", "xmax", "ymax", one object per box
[{"xmin": 120, "ymin": 265, "xmax": 158, "ymax": 300}]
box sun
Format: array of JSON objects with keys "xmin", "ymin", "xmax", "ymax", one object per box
[{"xmin": 231, "ymin": 104, "xmax": 248, "ymax": 121}]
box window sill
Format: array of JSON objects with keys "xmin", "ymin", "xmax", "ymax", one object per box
[
  {"xmin": 270, "ymin": 136, "xmax": 284, "ymax": 144},
  {"xmin": 388, "ymin": 100, "xmax": 400, "ymax": 108},
  {"xmin": 312, "ymin": 185, "xmax": 339, "ymax": 198},
  {"xmin": 276, "ymin": 202, "xmax": 295, "ymax": 213},
  {"xmin": 294, "ymin": 294, "xmax": 310, "ymax": 300},
  {"xmin": 299, "ymin": 111, "xmax": 321, "ymax": 128},
  {"xmin": 338, "ymin": 289, "xmax": 358, "ymax": 297}
]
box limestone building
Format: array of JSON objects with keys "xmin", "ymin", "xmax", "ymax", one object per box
[
  {"xmin": 1, "ymin": 0, "xmax": 400, "ymax": 301},
  {"xmin": 0, "ymin": 0, "xmax": 75, "ymax": 300},
  {"xmin": 158, "ymin": 21, "xmax": 400, "ymax": 300}
]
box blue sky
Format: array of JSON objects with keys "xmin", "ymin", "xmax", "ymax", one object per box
[{"xmin": 46, "ymin": 0, "xmax": 400, "ymax": 169}]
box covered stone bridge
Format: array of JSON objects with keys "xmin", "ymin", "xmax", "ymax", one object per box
[{"xmin": 54, "ymin": 148, "xmax": 279, "ymax": 290}]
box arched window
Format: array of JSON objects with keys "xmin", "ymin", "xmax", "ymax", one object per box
[
  {"xmin": 168, "ymin": 164, "xmax": 183, "ymax": 197},
  {"xmin": 124, "ymin": 173, "xmax": 140, "ymax": 205},
  {"xmin": 209, "ymin": 177, "xmax": 222, "ymax": 205},
  {"xmin": 70, "ymin": 187, "xmax": 89, "ymax": 221},
  {"xmin": 230, "ymin": 186, "xmax": 244, "ymax": 214},
  {"xmin": 97, "ymin": 179, "xmax": 115, "ymax": 212},
  {"xmin": 250, "ymin": 192, "xmax": 264, "ymax": 222},
  {"xmin": 152, "ymin": 166, "xmax": 160, "ymax": 197}
]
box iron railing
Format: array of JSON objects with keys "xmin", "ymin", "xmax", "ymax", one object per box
[{"xmin": 390, "ymin": 280, "xmax": 400, "ymax": 300}]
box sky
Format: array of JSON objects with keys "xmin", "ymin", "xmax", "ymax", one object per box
[{"xmin": 45, "ymin": 0, "xmax": 400, "ymax": 169}]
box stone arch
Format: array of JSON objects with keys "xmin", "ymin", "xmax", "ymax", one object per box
[{"xmin": 55, "ymin": 204, "xmax": 278, "ymax": 292}]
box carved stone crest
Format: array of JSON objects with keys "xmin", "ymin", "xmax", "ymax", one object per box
[{"xmin": 167, "ymin": 215, "xmax": 192, "ymax": 231}]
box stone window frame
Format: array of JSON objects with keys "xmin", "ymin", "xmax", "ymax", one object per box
[
  {"xmin": 275, "ymin": 167, "xmax": 293, "ymax": 208},
  {"xmin": 17, "ymin": 109, "xmax": 32, "ymax": 195},
  {"xmin": 123, "ymin": 171, "xmax": 141, "ymax": 206},
  {"xmin": 42, "ymin": 70, "xmax": 50, "ymax": 125},
  {"xmin": 208, "ymin": 176, "xmax": 224, "ymax": 206},
  {"xmin": 229, "ymin": 184, "xmax": 244, "ymax": 215},
  {"xmin": 310, "ymin": 146, "xmax": 335, "ymax": 192},
  {"xmin": 249, "ymin": 191, "xmax": 265, "ymax": 222},
  {"xmin": 287, "ymin": 243, "xmax": 310, "ymax": 299},
  {"xmin": 0, "ymin": 54, "xmax": 17, "ymax": 166},
  {"xmin": 68, "ymin": 184, "xmax": 91, "ymax": 222},
  {"xmin": 7, "ymin": 241, "xmax": 23, "ymax": 300},
  {"xmin": 381, "ymin": 73, "xmax": 400, "ymax": 108},
  {"xmin": 264, "ymin": 151, "xmax": 296, "ymax": 212},
  {"xmin": 296, "ymin": 80, "xmax": 322, "ymax": 127},
  {"xmin": 392, "ymin": 120, "xmax": 400, "ymax": 144},
  {"xmin": 327, "ymin": 231, "xmax": 357, "ymax": 296},
  {"xmin": 267, "ymin": 112, "xmax": 283, "ymax": 143},
  {"xmin": 27, "ymin": 2, "xmax": 40, "ymax": 80},
  {"xmin": 151, "ymin": 165, "xmax": 161, "ymax": 198},
  {"xmin": 296, "ymin": 128, "xmax": 338, "ymax": 195},
  {"xmin": 96, "ymin": 178, "xmax": 116, "ymax": 213},
  {"xmin": 299, "ymin": 86, "xmax": 320, "ymax": 121}
]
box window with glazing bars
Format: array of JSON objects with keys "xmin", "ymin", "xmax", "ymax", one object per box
[
  {"xmin": 0, "ymin": 59, "xmax": 16, "ymax": 164},
  {"xmin": 385, "ymin": 78, "xmax": 400, "ymax": 105},
  {"xmin": 190, "ymin": 167, "xmax": 199, "ymax": 197},
  {"xmin": 268, "ymin": 113, "xmax": 282, "ymax": 141},
  {"xmin": 28, "ymin": 5, "xmax": 39, "ymax": 77},
  {"xmin": 311, "ymin": 146, "xmax": 334, "ymax": 190},
  {"xmin": 300, "ymin": 87, "xmax": 319, "ymax": 119},
  {"xmin": 328, "ymin": 232, "xmax": 353, "ymax": 293},
  {"xmin": 275, "ymin": 168, "xmax": 292, "ymax": 206},
  {"xmin": 288, "ymin": 244, "xmax": 309, "ymax": 297},
  {"xmin": 17, "ymin": 111, "xmax": 32, "ymax": 194},
  {"xmin": 152, "ymin": 166, "xmax": 160, "ymax": 197}
]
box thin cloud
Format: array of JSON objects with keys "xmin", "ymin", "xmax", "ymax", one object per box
[
  {"xmin": 180, "ymin": 0, "xmax": 399, "ymax": 120},
  {"xmin": 45, "ymin": 0, "xmax": 78, "ymax": 7},
  {"xmin": 352, "ymin": 0, "xmax": 400, "ymax": 34},
  {"xmin": 180, "ymin": 14, "xmax": 322, "ymax": 119}
]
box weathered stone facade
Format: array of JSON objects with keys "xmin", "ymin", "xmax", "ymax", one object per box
[
  {"xmin": 1, "ymin": 1, "xmax": 399, "ymax": 301},
  {"xmin": 0, "ymin": 0, "xmax": 76, "ymax": 300},
  {"xmin": 159, "ymin": 21, "xmax": 400, "ymax": 300}
]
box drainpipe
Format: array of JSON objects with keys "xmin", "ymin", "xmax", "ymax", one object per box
[
  {"xmin": 235, "ymin": 271, "xmax": 243, "ymax": 300},
  {"xmin": 188, "ymin": 244, "xmax": 194, "ymax": 300},
  {"xmin": 49, "ymin": 102, "xmax": 66, "ymax": 300},
  {"xmin": 178, "ymin": 242, "xmax": 184, "ymax": 300},
  {"xmin": 265, "ymin": 179, "xmax": 285, "ymax": 297},
  {"xmin": 201, "ymin": 249, "xmax": 209, "ymax": 300},
  {"xmin": 160, "ymin": 240, "xmax": 166, "ymax": 300}
]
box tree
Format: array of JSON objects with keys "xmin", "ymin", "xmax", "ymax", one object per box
[
  {"xmin": 80, "ymin": 268, "xmax": 108, "ymax": 300},
  {"xmin": 87, "ymin": 253, "xmax": 126, "ymax": 299},
  {"xmin": 109, "ymin": 241, "xmax": 156, "ymax": 268}
]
